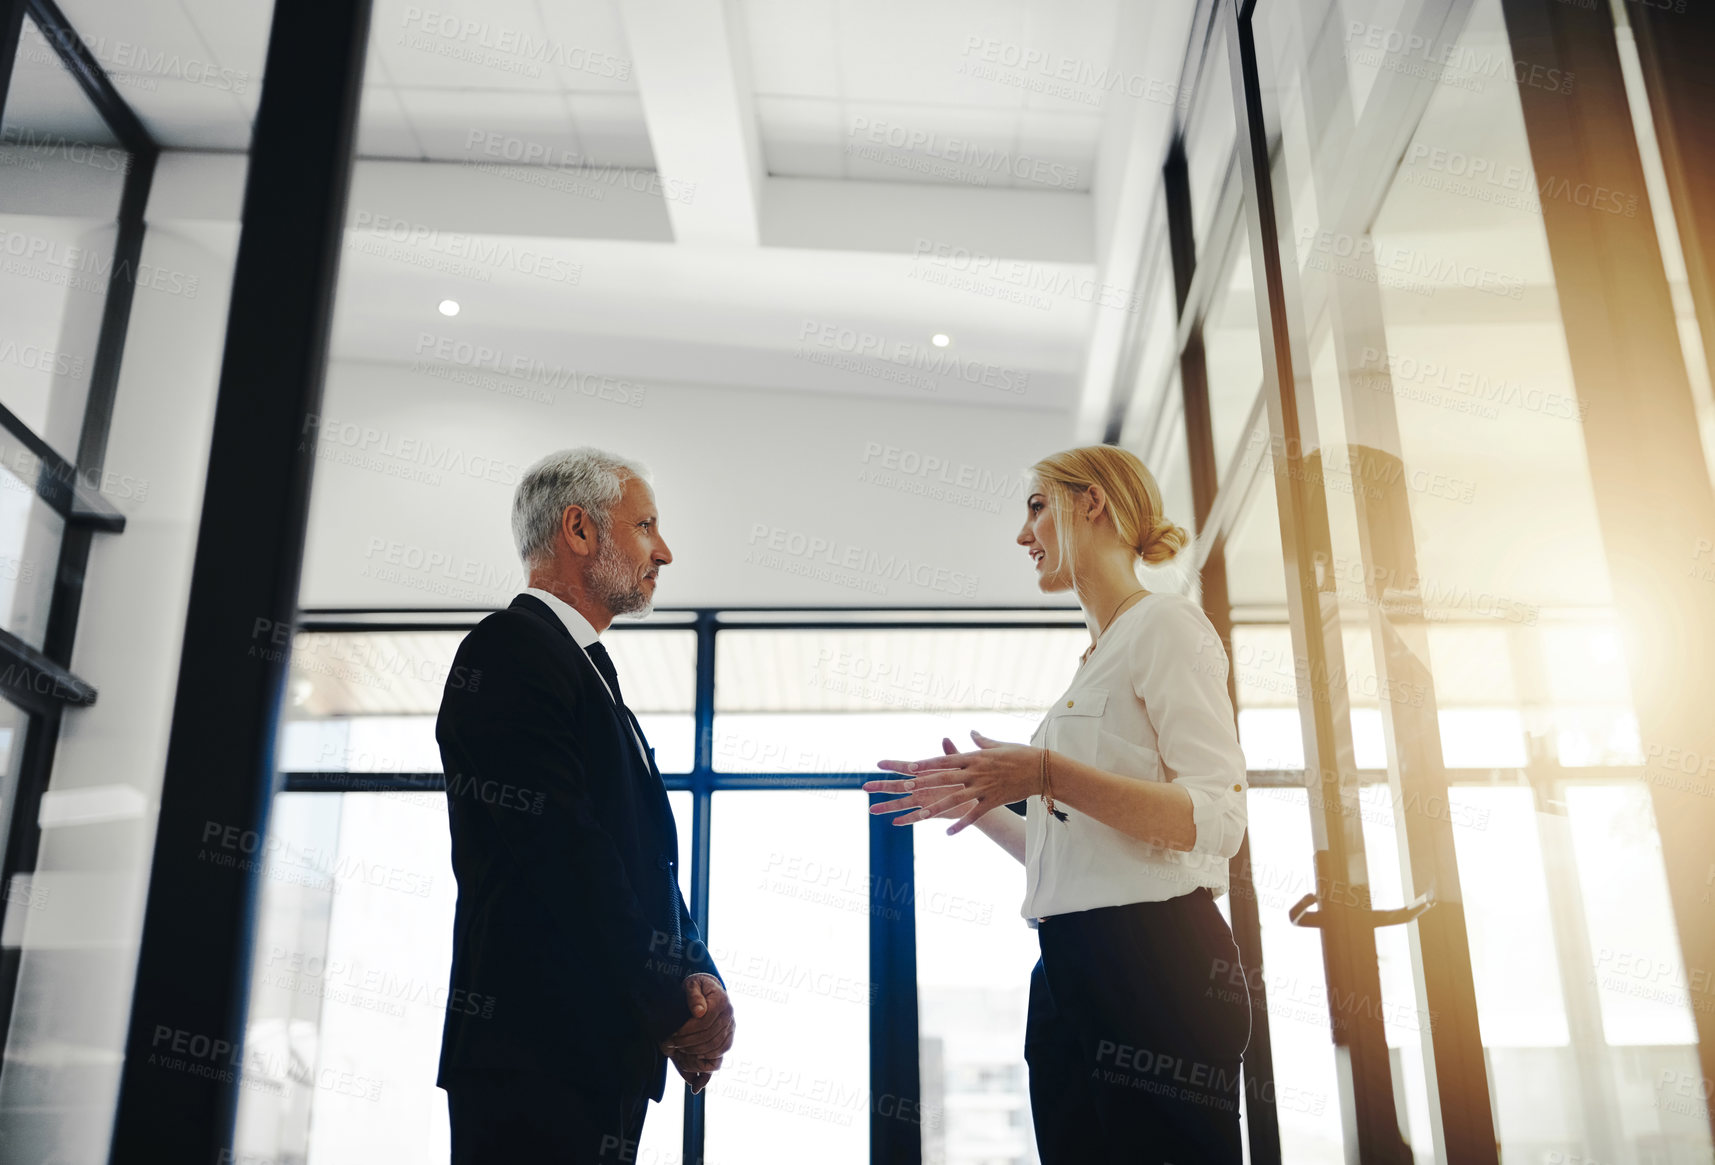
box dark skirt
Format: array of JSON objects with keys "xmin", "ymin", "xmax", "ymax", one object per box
[{"xmin": 1024, "ymin": 888, "xmax": 1253, "ymax": 1164}]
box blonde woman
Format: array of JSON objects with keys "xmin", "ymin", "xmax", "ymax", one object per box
[{"xmin": 865, "ymin": 445, "xmax": 1252, "ymax": 1163}]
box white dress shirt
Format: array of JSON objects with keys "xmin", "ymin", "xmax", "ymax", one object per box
[
  {"xmin": 1020, "ymin": 592, "xmax": 1248, "ymax": 923},
  {"xmin": 520, "ymin": 588, "xmax": 651, "ymax": 767}
]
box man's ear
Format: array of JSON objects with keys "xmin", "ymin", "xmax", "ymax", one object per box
[{"xmin": 561, "ymin": 505, "xmax": 594, "ymax": 558}]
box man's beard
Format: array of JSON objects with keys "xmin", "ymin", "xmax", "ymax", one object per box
[{"xmin": 589, "ymin": 535, "xmax": 652, "ymax": 618}]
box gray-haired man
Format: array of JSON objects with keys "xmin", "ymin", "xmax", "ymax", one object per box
[{"xmin": 435, "ymin": 447, "xmax": 734, "ymax": 1161}]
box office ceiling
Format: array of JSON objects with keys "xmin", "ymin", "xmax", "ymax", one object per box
[
  {"xmin": 15, "ymin": 0, "xmax": 1191, "ymax": 428},
  {"xmin": 36, "ymin": 0, "xmax": 1118, "ymax": 181}
]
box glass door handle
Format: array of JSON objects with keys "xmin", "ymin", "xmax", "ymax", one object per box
[{"xmin": 1288, "ymin": 888, "xmax": 1435, "ymax": 929}]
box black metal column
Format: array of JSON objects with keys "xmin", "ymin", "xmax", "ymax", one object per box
[
  {"xmin": 108, "ymin": 0, "xmax": 371, "ymax": 1159},
  {"xmin": 868, "ymin": 796, "xmax": 920, "ymax": 1165},
  {"xmin": 683, "ymin": 611, "xmax": 716, "ymax": 1165},
  {"xmin": 0, "ymin": 0, "xmax": 23, "ymax": 121}
]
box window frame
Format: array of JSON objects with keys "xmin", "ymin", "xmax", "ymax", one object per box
[{"xmin": 0, "ymin": 0, "xmax": 156, "ymax": 1072}]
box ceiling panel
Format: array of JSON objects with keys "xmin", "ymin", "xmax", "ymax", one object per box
[
  {"xmin": 1016, "ymin": 109, "xmax": 1101, "ymax": 193},
  {"xmin": 1016, "ymin": 0, "xmax": 1126, "ymax": 113},
  {"xmin": 396, "ymin": 88, "xmax": 581, "ymax": 161},
  {"xmin": 565, "ymin": 93, "xmax": 655, "ymax": 169},
  {"xmin": 355, "ymin": 85, "xmax": 422, "ymax": 159},
  {"xmin": 831, "ymin": 0, "xmax": 1028, "ymax": 108},
  {"xmin": 49, "ymin": 0, "xmax": 254, "ymax": 148},
  {"xmin": 742, "ymin": 0, "xmax": 840, "ymax": 99},
  {"xmin": 373, "ymin": 0, "xmax": 564, "ymax": 94},
  {"xmin": 742, "ymin": 0, "xmax": 1111, "ymax": 193},
  {"xmin": 176, "ymin": 0, "xmax": 274, "ymax": 88},
  {"xmin": 840, "ymin": 100, "xmax": 1024, "ymax": 189},
  {"xmin": 753, "ymin": 95, "xmax": 843, "ymax": 178},
  {"xmin": 534, "ymin": 0, "xmax": 642, "ymax": 95},
  {"xmin": 110, "ymin": 77, "xmax": 251, "ymax": 149}
]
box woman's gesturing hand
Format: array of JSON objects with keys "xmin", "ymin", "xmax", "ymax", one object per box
[{"xmin": 863, "ymin": 730, "xmax": 1043, "ymax": 835}]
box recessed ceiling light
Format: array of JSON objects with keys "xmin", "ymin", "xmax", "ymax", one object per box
[
  {"xmin": 931, "ymin": 333, "xmax": 950, "ymax": 347},
  {"xmin": 438, "ymin": 299, "xmax": 460, "ymax": 317}
]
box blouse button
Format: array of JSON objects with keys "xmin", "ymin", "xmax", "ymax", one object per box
[
  {"xmin": 1232, "ymin": 783, "xmax": 1243, "ymax": 792},
  {"xmin": 1066, "ymin": 699, "xmax": 1074, "ymax": 708}
]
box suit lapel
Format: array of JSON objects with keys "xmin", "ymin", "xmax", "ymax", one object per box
[{"xmin": 510, "ymin": 594, "xmax": 674, "ymax": 839}]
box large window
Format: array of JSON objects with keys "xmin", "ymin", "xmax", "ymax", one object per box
[{"xmin": 248, "ymin": 608, "xmax": 1096, "ymax": 1165}]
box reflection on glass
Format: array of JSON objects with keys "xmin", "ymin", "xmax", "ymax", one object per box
[
  {"xmin": 1120, "ymin": 233, "xmax": 1182, "ymax": 458},
  {"xmin": 1244, "ymin": 0, "xmax": 1691, "ymax": 1156},
  {"xmin": 1608, "ymin": 2, "xmax": 1715, "ymax": 493},
  {"xmin": 0, "ymin": 19, "xmax": 128, "ymax": 461},
  {"xmin": 1335, "ymin": 0, "xmax": 1414, "ymax": 121},
  {"xmin": 1205, "ymin": 231, "xmax": 1264, "ymax": 486},
  {"xmin": 1147, "ymin": 379, "xmax": 1193, "ymax": 537},
  {"xmin": 704, "ymin": 791, "xmax": 868, "ymax": 1164},
  {"xmin": 1368, "ymin": 1, "xmax": 1611, "ymax": 622},
  {"xmin": 915, "ymin": 818, "xmax": 1037, "ymax": 1164},
  {"xmin": 1183, "ymin": 20, "xmax": 1235, "ymax": 256}
]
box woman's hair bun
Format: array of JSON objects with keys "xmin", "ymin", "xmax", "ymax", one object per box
[{"xmin": 1139, "ymin": 519, "xmax": 1189, "ymax": 566}]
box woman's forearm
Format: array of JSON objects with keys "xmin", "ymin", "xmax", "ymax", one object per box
[
  {"xmin": 1049, "ymin": 752, "xmax": 1196, "ymax": 851},
  {"xmin": 973, "ymin": 805, "xmax": 1027, "ymax": 864}
]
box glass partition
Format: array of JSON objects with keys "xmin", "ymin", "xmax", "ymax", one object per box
[
  {"xmin": 0, "ymin": 18, "xmax": 128, "ymax": 463},
  {"xmin": 1235, "ymin": 0, "xmax": 1712, "ymax": 1158}
]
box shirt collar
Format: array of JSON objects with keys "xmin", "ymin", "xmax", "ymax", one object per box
[{"xmin": 521, "ymin": 587, "xmax": 601, "ymax": 649}]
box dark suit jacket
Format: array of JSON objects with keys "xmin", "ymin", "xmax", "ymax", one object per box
[{"xmin": 435, "ymin": 593, "xmax": 721, "ymax": 1100}]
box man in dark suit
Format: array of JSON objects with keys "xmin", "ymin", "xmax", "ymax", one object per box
[{"xmin": 436, "ymin": 447, "xmax": 735, "ymax": 1162}]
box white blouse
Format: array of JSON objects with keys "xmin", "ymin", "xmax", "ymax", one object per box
[{"xmin": 1020, "ymin": 592, "xmax": 1248, "ymax": 922}]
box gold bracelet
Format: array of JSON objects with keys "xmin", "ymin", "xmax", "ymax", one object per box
[{"xmin": 1039, "ymin": 747, "xmax": 1056, "ymax": 817}]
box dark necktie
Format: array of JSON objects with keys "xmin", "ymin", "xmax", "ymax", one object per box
[
  {"xmin": 585, "ymin": 642, "xmax": 678, "ymax": 951},
  {"xmin": 586, "ymin": 641, "xmax": 658, "ymax": 776},
  {"xmin": 585, "ymin": 640, "xmax": 624, "ymax": 707}
]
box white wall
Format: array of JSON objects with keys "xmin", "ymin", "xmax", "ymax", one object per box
[{"xmin": 300, "ymin": 360, "xmax": 1076, "ymax": 610}]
